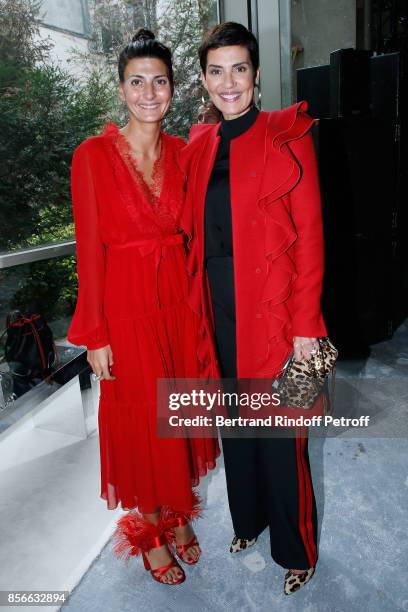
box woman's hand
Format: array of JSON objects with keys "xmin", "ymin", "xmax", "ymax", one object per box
[
  {"xmin": 87, "ymin": 345, "xmax": 116, "ymax": 381},
  {"xmin": 293, "ymin": 336, "xmax": 319, "ymax": 361}
]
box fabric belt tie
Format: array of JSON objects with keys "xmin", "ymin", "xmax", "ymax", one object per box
[{"xmin": 108, "ymin": 233, "xmax": 184, "ymax": 308}]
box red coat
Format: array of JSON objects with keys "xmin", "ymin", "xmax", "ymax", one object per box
[{"xmin": 180, "ymin": 101, "xmax": 328, "ymax": 379}]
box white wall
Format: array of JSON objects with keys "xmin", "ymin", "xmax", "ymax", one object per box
[{"xmin": 38, "ymin": 26, "xmax": 89, "ymax": 78}]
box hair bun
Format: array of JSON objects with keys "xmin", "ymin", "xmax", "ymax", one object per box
[{"xmin": 132, "ymin": 28, "xmax": 155, "ymax": 43}]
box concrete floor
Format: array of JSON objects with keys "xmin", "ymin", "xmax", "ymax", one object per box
[
  {"xmin": 0, "ymin": 323, "xmax": 406, "ymax": 612},
  {"xmin": 0, "ymin": 378, "xmax": 123, "ymax": 612},
  {"xmin": 64, "ymin": 321, "xmax": 408, "ymax": 612}
]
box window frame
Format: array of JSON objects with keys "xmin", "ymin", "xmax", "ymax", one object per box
[{"xmin": 38, "ymin": 0, "xmax": 91, "ymax": 39}]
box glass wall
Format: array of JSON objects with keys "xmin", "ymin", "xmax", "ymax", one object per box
[
  {"xmin": 0, "ymin": 255, "xmax": 79, "ymax": 406},
  {"xmin": 0, "ymin": 0, "xmax": 219, "ymax": 415}
]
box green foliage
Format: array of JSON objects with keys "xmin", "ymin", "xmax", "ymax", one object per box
[
  {"xmin": 159, "ymin": 0, "xmax": 218, "ymax": 136},
  {"xmin": 79, "ymin": 0, "xmax": 218, "ymax": 137},
  {"xmin": 0, "ymin": 0, "xmax": 52, "ymax": 77},
  {"xmin": 0, "ymin": 0, "xmax": 115, "ymax": 331},
  {"xmin": 10, "ymin": 255, "xmax": 78, "ymax": 322},
  {"xmin": 0, "ymin": 0, "xmax": 217, "ymax": 340},
  {"xmin": 0, "ymin": 65, "xmax": 115, "ymax": 250},
  {"xmin": 0, "ymin": 64, "xmax": 114, "ymax": 324}
]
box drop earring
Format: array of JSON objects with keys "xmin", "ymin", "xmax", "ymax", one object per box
[{"xmin": 254, "ymin": 82, "xmax": 261, "ymax": 108}]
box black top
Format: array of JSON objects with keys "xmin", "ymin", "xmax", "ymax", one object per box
[{"xmin": 204, "ymin": 105, "xmax": 260, "ymax": 259}]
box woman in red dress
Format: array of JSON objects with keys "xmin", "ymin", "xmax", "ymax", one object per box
[{"xmin": 67, "ymin": 28, "xmax": 219, "ymax": 585}]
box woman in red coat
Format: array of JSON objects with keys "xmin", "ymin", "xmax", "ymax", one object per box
[
  {"xmin": 67, "ymin": 29, "xmax": 219, "ymax": 585},
  {"xmin": 180, "ymin": 23, "xmax": 327, "ymax": 595}
]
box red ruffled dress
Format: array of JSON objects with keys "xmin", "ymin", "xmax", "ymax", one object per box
[{"xmin": 67, "ymin": 123, "xmax": 220, "ymax": 517}]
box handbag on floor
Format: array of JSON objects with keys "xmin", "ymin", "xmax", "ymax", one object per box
[
  {"xmin": 277, "ymin": 337, "xmax": 338, "ymax": 411},
  {"xmin": 1, "ymin": 311, "xmax": 57, "ymax": 394}
]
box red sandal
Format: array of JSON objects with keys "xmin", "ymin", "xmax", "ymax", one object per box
[
  {"xmin": 112, "ymin": 510, "xmax": 185, "ymax": 585},
  {"xmin": 169, "ymin": 515, "xmax": 201, "ymax": 565},
  {"xmin": 160, "ymin": 490, "xmax": 203, "ymax": 565},
  {"xmin": 142, "ymin": 536, "xmax": 185, "ymax": 585}
]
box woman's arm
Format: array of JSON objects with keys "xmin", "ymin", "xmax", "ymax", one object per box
[
  {"xmin": 288, "ymin": 131, "xmax": 328, "ymax": 351},
  {"xmin": 67, "ymin": 142, "xmax": 115, "ymax": 380}
]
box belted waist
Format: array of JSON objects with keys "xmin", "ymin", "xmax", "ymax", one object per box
[
  {"xmin": 108, "ymin": 233, "xmax": 184, "ymax": 256},
  {"xmin": 107, "ymin": 233, "xmax": 185, "ymax": 309}
]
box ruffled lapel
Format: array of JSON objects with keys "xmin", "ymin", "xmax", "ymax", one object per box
[{"xmin": 257, "ymin": 101, "xmax": 316, "ymax": 210}]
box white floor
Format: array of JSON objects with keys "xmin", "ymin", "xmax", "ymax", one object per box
[
  {"xmin": 1, "ymin": 322, "xmax": 407, "ymax": 612},
  {"xmin": 0, "ymin": 380, "xmax": 122, "ymax": 612}
]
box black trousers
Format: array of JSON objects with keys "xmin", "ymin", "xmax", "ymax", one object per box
[
  {"xmin": 221, "ymin": 432, "xmax": 318, "ymax": 569},
  {"xmin": 206, "ymin": 256, "xmax": 319, "ymax": 569}
]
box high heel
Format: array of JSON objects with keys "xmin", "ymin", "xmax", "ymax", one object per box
[
  {"xmin": 112, "ymin": 510, "xmax": 185, "ymax": 585},
  {"xmin": 284, "ymin": 566, "xmax": 315, "ymax": 595}
]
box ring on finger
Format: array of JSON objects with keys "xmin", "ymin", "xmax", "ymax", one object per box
[{"xmin": 91, "ymin": 373, "xmax": 102, "ymax": 381}]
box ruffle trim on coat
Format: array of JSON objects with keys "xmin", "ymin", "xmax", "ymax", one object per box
[
  {"xmin": 178, "ymin": 123, "xmax": 219, "ymax": 246},
  {"xmin": 180, "ymin": 231, "xmax": 219, "ymax": 378},
  {"xmin": 258, "ymin": 100, "xmax": 316, "ymax": 210},
  {"xmin": 257, "ymin": 102, "xmax": 316, "ymax": 371},
  {"xmin": 181, "ymin": 244, "xmax": 219, "ymax": 378},
  {"xmin": 179, "ymin": 124, "xmax": 221, "ymax": 379}
]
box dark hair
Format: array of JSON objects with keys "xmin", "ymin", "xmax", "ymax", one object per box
[
  {"xmin": 118, "ymin": 28, "xmax": 174, "ymax": 93},
  {"xmin": 198, "ymin": 22, "xmax": 259, "ymax": 74}
]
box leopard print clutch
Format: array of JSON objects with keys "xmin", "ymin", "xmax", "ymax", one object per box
[{"xmin": 277, "ymin": 337, "xmax": 338, "ymax": 410}]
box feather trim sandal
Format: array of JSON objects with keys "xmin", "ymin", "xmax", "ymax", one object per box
[{"xmin": 112, "ymin": 511, "xmax": 185, "ymax": 585}]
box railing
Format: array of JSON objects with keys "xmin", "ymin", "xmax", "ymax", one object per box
[
  {"xmin": 0, "ymin": 240, "xmax": 97, "ymax": 435},
  {"xmin": 0, "ymin": 240, "xmax": 76, "ymax": 269}
]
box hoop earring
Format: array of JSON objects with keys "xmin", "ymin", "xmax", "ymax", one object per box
[{"xmin": 254, "ymin": 82, "xmax": 261, "ymax": 108}]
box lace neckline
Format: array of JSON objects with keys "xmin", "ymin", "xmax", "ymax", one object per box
[{"xmin": 105, "ymin": 122, "xmax": 166, "ymax": 206}]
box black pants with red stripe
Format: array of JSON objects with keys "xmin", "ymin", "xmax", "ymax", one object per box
[
  {"xmin": 221, "ymin": 431, "xmax": 318, "ymax": 569},
  {"xmin": 206, "ymin": 256, "xmax": 318, "ymax": 570}
]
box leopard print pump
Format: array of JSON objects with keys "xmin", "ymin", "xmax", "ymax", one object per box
[
  {"xmin": 229, "ymin": 534, "xmax": 258, "ymax": 553},
  {"xmin": 284, "ymin": 566, "xmax": 315, "ymax": 595}
]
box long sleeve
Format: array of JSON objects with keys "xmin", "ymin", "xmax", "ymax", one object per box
[
  {"xmin": 67, "ymin": 142, "xmax": 110, "ymax": 350},
  {"xmin": 287, "ymin": 132, "xmax": 327, "ymax": 338}
]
